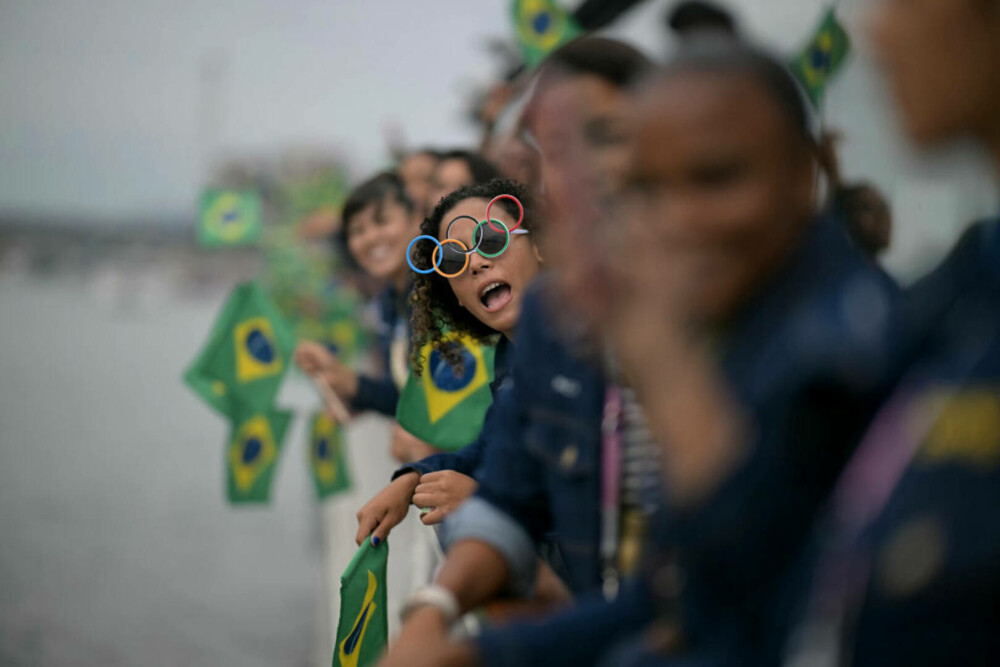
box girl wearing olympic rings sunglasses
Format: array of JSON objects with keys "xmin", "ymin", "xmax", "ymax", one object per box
[{"xmin": 356, "ymin": 178, "xmax": 545, "ymax": 544}]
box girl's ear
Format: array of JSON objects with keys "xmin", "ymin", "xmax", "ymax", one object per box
[{"xmin": 531, "ymin": 242, "xmax": 544, "ymax": 264}]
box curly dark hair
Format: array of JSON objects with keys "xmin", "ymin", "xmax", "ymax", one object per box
[{"xmin": 409, "ymin": 178, "xmax": 542, "ymax": 374}]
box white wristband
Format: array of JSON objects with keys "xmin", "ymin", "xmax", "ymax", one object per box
[{"xmin": 400, "ymin": 585, "xmax": 460, "ymax": 625}]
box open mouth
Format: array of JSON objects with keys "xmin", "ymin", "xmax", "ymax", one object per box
[{"xmin": 479, "ymin": 281, "xmax": 513, "ymax": 312}]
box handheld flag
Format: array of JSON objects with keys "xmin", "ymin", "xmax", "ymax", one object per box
[
  {"xmin": 198, "ymin": 189, "xmax": 262, "ymax": 247},
  {"xmin": 333, "ymin": 540, "xmax": 388, "ymax": 667},
  {"xmin": 511, "ymin": 0, "xmax": 583, "ymax": 68},
  {"xmin": 309, "ymin": 411, "xmax": 352, "ymax": 499},
  {"xmin": 790, "ymin": 7, "xmax": 851, "ymax": 107},
  {"xmin": 226, "ymin": 407, "xmax": 292, "ymax": 503},
  {"xmin": 395, "ymin": 333, "xmax": 495, "ymax": 452},
  {"xmin": 184, "ymin": 281, "xmax": 297, "ymax": 417}
]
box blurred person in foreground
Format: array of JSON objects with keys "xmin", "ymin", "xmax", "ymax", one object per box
[
  {"xmin": 781, "ymin": 2, "xmax": 1000, "ymax": 665},
  {"xmin": 374, "ymin": 36, "xmax": 655, "ymax": 665},
  {"xmin": 376, "ymin": 38, "xmax": 905, "ymax": 667}
]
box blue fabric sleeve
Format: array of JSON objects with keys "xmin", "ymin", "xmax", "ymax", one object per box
[
  {"xmin": 350, "ymin": 373, "xmax": 399, "ymax": 417},
  {"xmin": 441, "ymin": 496, "xmax": 539, "ymax": 597},
  {"xmin": 475, "ymin": 578, "xmax": 655, "ymax": 667}
]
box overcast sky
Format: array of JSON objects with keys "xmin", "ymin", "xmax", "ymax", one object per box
[{"xmin": 1, "ymin": 0, "xmax": 996, "ymax": 275}]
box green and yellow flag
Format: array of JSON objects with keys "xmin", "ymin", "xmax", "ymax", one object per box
[
  {"xmin": 511, "ymin": 0, "xmax": 583, "ymax": 68},
  {"xmin": 790, "ymin": 7, "xmax": 851, "ymax": 107},
  {"xmin": 334, "ymin": 540, "xmax": 388, "ymax": 667},
  {"xmin": 395, "ymin": 333, "xmax": 495, "ymax": 452},
  {"xmin": 198, "ymin": 189, "xmax": 262, "ymax": 247},
  {"xmin": 309, "ymin": 411, "xmax": 352, "ymax": 499},
  {"xmin": 225, "ymin": 407, "xmax": 292, "ymax": 504},
  {"xmin": 184, "ymin": 281, "xmax": 297, "ymax": 417}
]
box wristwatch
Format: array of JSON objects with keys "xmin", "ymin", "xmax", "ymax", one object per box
[{"xmin": 400, "ymin": 585, "xmax": 460, "ymax": 624}]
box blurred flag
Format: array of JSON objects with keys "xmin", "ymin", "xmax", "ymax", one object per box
[
  {"xmin": 511, "ymin": 0, "xmax": 583, "ymax": 68},
  {"xmin": 226, "ymin": 407, "xmax": 292, "ymax": 503},
  {"xmin": 334, "ymin": 540, "xmax": 388, "ymax": 667},
  {"xmin": 395, "ymin": 333, "xmax": 495, "ymax": 451},
  {"xmin": 184, "ymin": 281, "xmax": 297, "ymax": 416},
  {"xmin": 198, "ymin": 190, "xmax": 262, "ymax": 247},
  {"xmin": 309, "ymin": 411, "xmax": 352, "ymax": 499},
  {"xmin": 790, "ymin": 7, "xmax": 851, "ymax": 106}
]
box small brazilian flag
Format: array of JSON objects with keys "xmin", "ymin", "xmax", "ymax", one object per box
[
  {"xmin": 395, "ymin": 333, "xmax": 495, "ymax": 452},
  {"xmin": 198, "ymin": 189, "xmax": 262, "ymax": 248},
  {"xmin": 790, "ymin": 7, "xmax": 851, "ymax": 107},
  {"xmin": 511, "ymin": 0, "xmax": 583, "ymax": 68},
  {"xmin": 184, "ymin": 281, "xmax": 297, "ymax": 417},
  {"xmin": 309, "ymin": 411, "xmax": 352, "ymax": 499},
  {"xmin": 333, "ymin": 540, "xmax": 388, "ymax": 667},
  {"xmin": 225, "ymin": 407, "xmax": 292, "ymax": 503}
]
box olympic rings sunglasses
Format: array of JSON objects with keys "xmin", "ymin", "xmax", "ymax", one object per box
[{"xmin": 406, "ymin": 194, "xmax": 529, "ymax": 278}]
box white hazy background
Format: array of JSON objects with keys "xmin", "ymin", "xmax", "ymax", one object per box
[
  {"xmin": 1, "ymin": 1, "xmax": 998, "ymax": 666},
  {"xmin": 3, "ymin": 0, "xmax": 997, "ymax": 275}
]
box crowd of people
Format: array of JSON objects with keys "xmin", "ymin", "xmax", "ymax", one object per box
[{"xmin": 297, "ymin": 2, "xmax": 1000, "ymax": 665}]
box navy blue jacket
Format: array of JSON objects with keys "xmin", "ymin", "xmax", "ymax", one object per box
[
  {"xmin": 392, "ymin": 336, "xmax": 513, "ymax": 480},
  {"xmin": 843, "ymin": 219, "xmax": 1000, "ymax": 667},
  {"xmin": 350, "ymin": 284, "xmax": 409, "ymax": 417},
  {"xmin": 473, "ymin": 215, "xmax": 906, "ymax": 667},
  {"xmin": 456, "ymin": 278, "xmax": 610, "ymax": 596}
]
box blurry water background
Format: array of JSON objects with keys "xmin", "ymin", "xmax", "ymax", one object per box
[
  {"xmin": 0, "ymin": 266, "xmax": 419, "ymax": 666},
  {"xmin": 2, "ymin": 1, "xmax": 998, "ymax": 666}
]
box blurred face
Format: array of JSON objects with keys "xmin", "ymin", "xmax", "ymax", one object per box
[
  {"xmin": 532, "ymin": 73, "xmax": 633, "ymax": 201},
  {"xmin": 437, "ymin": 197, "xmax": 542, "ymax": 338},
  {"xmin": 490, "ymin": 133, "xmax": 541, "ymax": 188},
  {"xmin": 427, "ymin": 159, "xmax": 474, "ymax": 212},
  {"xmin": 621, "ymin": 72, "xmax": 817, "ymax": 322},
  {"xmin": 869, "ymin": 0, "xmax": 1000, "ymax": 149},
  {"xmin": 400, "ymin": 152, "xmax": 437, "ymax": 217},
  {"xmin": 527, "ymin": 72, "xmax": 633, "ymax": 323},
  {"xmin": 345, "ymin": 196, "xmax": 419, "ymax": 282}
]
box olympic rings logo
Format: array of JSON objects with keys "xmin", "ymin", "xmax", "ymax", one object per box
[{"xmin": 406, "ymin": 194, "xmax": 526, "ymax": 278}]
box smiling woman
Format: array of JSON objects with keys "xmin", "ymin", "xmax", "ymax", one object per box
[{"xmin": 409, "ymin": 178, "xmax": 544, "ymax": 373}]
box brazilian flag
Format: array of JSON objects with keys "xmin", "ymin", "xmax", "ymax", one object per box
[
  {"xmin": 790, "ymin": 7, "xmax": 851, "ymax": 107},
  {"xmin": 184, "ymin": 281, "xmax": 297, "ymax": 417},
  {"xmin": 309, "ymin": 411, "xmax": 352, "ymax": 499},
  {"xmin": 226, "ymin": 407, "xmax": 292, "ymax": 503},
  {"xmin": 395, "ymin": 333, "xmax": 495, "ymax": 452},
  {"xmin": 333, "ymin": 540, "xmax": 388, "ymax": 667},
  {"xmin": 511, "ymin": 0, "xmax": 582, "ymax": 68},
  {"xmin": 198, "ymin": 189, "xmax": 262, "ymax": 248}
]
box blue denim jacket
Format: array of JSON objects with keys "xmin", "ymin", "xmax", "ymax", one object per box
[
  {"xmin": 391, "ymin": 336, "xmax": 513, "ymax": 480},
  {"xmin": 465, "ymin": 215, "xmax": 906, "ymax": 667},
  {"xmin": 841, "ymin": 218, "xmax": 1000, "ymax": 667},
  {"xmin": 350, "ymin": 284, "xmax": 409, "ymax": 416},
  {"xmin": 443, "ymin": 278, "xmax": 609, "ymax": 597}
]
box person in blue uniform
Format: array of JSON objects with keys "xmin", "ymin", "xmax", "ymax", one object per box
[
  {"xmin": 353, "ymin": 179, "xmax": 544, "ymax": 544},
  {"xmin": 783, "ymin": 3, "xmax": 1000, "ymax": 666},
  {"xmin": 376, "ymin": 41, "xmax": 906, "ymax": 667}
]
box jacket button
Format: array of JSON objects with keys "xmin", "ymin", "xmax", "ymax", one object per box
[{"xmin": 560, "ymin": 445, "xmax": 579, "ymax": 470}]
